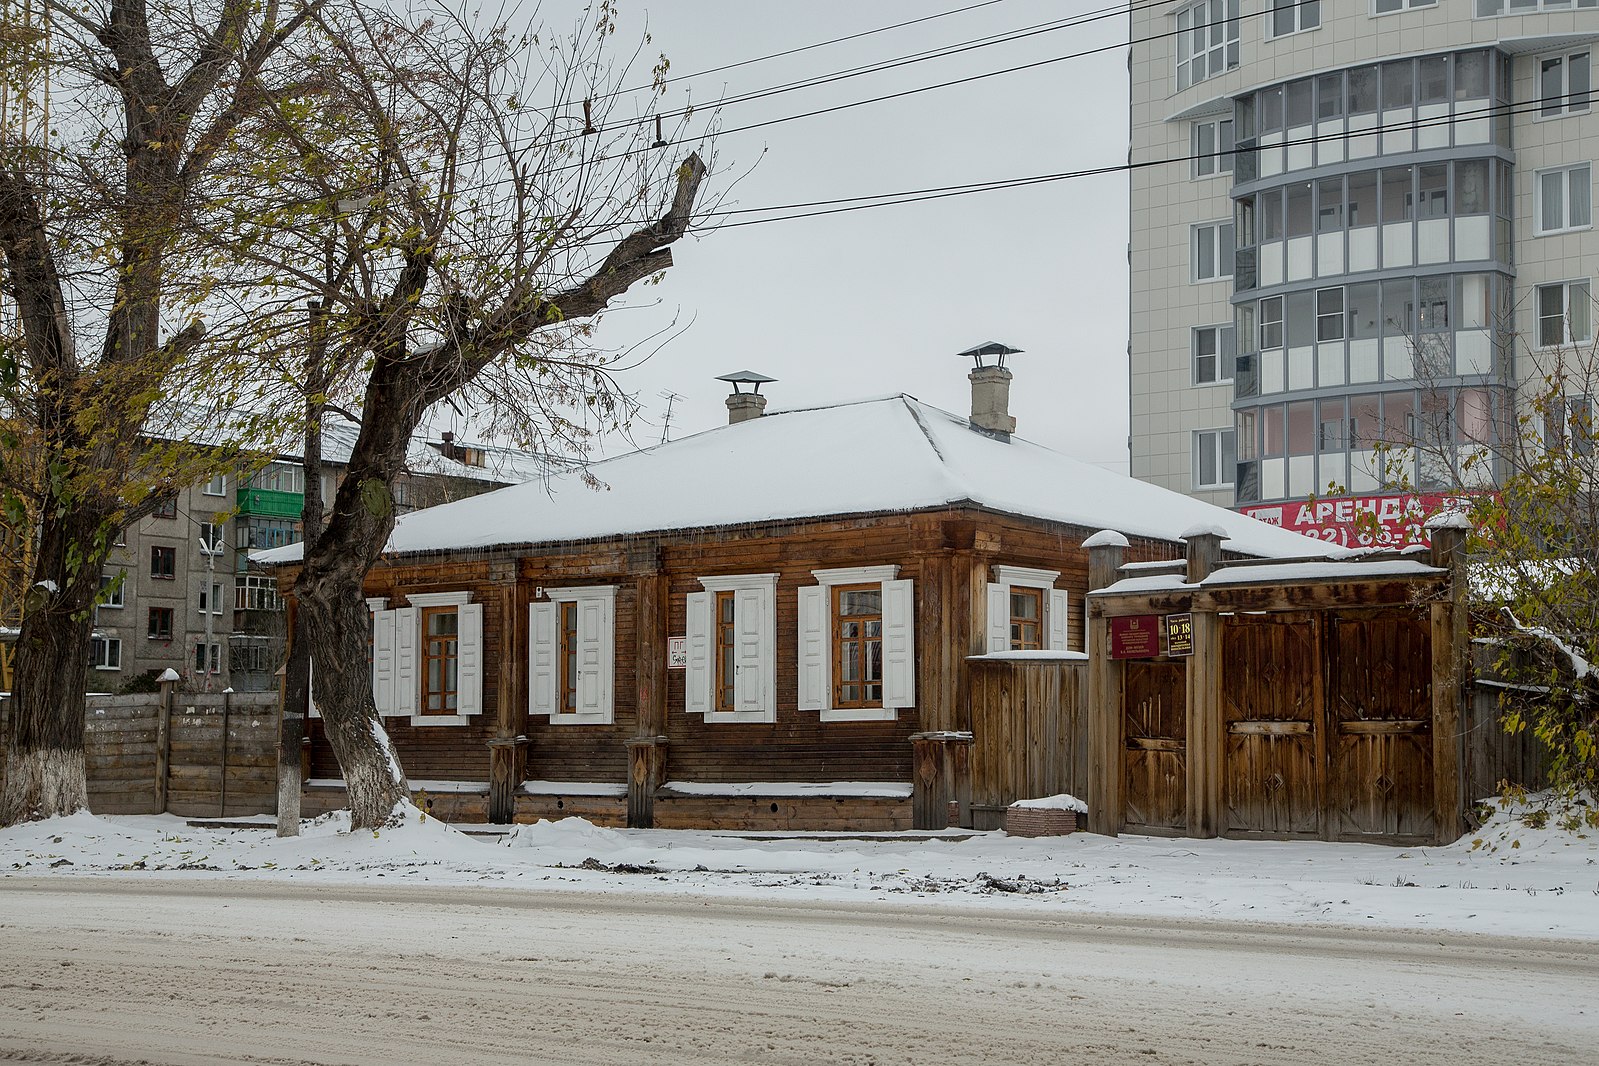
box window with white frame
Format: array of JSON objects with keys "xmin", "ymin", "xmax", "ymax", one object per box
[
  {"xmin": 370, "ymin": 591, "xmax": 484, "ymax": 726},
  {"xmin": 90, "ymin": 635, "xmax": 121, "ymax": 670},
  {"xmin": 235, "ymin": 574, "xmax": 283, "ymax": 612},
  {"xmin": 1538, "ymin": 280, "xmax": 1592, "ymax": 346},
  {"xmin": 1191, "ymin": 117, "xmax": 1234, "ymax": 178},
  {"xmin": 1537, "ymin": 163, "xmax": 1592, "ymax": 235},
  {"xmin": 1269, "ymin": 0, "xmax": 1319, "ymax": 38},
  {"xmin": 529, "ymin": 585, "xmax": 615, "ymax": 725},
  {"xmin": 797, "ymin": 566, "xmax": 915, "ymax": 723},
  {"xmin": 202, "ymin": 474, "xmax": 227, "ymax": 496},
  {"xmin": 198, "ymin": 581, "xmax": 224, "ymax": 614},
  {"xmin": 684, "ymin": 574, "xmax": 777, "ymax": 723},
  {"xmin": 1540, "ymin": 52, "xmax": 1591, "ymax": 119},
  {"xmin": 1192, "ymin": 220, "xmax": 1234, "ymax": 282},
  {"xmin": 1373, "ymin": 0, "xmax": 1434, "ymax": 13},
  {"xmin": 198, "ymin": 522, "xmax": 224, "ymax": 553},
  {"xmin": 1174, "ymin": 0, "xmax": 1239, "ymax": 93},
  {"xmin": 985, "ymin": 566, "xmax": 1070, "ymax": 654},
  {"xmin": 98, "ymin": 571, "xmax": 124, "ymax": 609},
  {"xmin": 1192, "ymin": 325, "xmax": 1236, "ymax": 385},
  {"xmin": 1195, "ymin": 428, "xmax": 1237, "ymax": 489},
  {"xmin": 194, "ymin": 641, "xmax": 220, "ymax": 675},
  {"xmin": 1478, "ymin": 0, "xmax": 1596, "ymax": 14}
]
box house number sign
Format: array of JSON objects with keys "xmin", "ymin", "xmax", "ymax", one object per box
[
  {"xmin": 1109, "ymin": 614, "xmax": 1161, "ymax": 660},
  {"xmin": 667, "ymin": 636, "xmax": 687, "ymax": 670}
]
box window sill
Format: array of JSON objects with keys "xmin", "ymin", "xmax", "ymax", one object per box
[
  {"xmin": 697, "ymin": 709, "xmax": 778, "ymax": 725},
  {"xmin": 1264, "ymin": 24, "xmax": 1322, "ymax": 42},
  {"xmin": 1368, "ymin": 4, "xmax": 1438, "ymax": 18},
  {"xmin": 93, "ymin": 666, "xmax": 121, "ymax": 672},
  {"xmin": 1534, "ymin": 108, "xmax": 1592, "ymax": 123},
  {"xmin": 99, "ymin": 604, "xmax": 124, "ymax": 610},
  {"xmin": 410, "ymin": 713, "xmax": 478, "ymax": 728},
  {"xmin": 1191, "ymin": 275, "xmax": 1233, "ymax": 285},
  {"xmin": 539, "ymin": 710, "xmax": 614, "ymax": 726},
  {"xmin": 1534, "ymin": 224, "xmax": 1594, "ymax": 238},
  {"xmin": 819, "ymin": 706, "xmax": 899, "ymax": 723},
  {"xmin": 1192, "ymin": 378, "xmax": 1236, "ymax": 388},
  {"xmin": 1193, "ymin": 483, "xmax": 1236, "ymax": 492}
]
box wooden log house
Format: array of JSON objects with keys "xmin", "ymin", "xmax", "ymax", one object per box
[{"xmin": 263, "ymin": 365, "xmax": 1332, "ymax": 830}]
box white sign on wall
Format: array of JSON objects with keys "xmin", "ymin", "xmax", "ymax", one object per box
[{"xmin": 667, "ymin": 636, "xmax": 687, "ymax": 670}]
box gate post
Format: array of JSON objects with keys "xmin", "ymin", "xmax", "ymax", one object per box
[
  {"xmin": 1427, "ymin": 513, "xmax": 1471, "ymax": 844},
  {"xmin": 1183, "ymin": 528, "xmax": 1225, "ymax": 838},
  {"xmin": 1084, "ymin": 530, "xmax": 1128, "ymax": 836}
]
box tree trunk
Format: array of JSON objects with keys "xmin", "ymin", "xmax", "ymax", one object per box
[{"xmin": 0, "ymin": 509, "xmax": 105, "ymax": 825}]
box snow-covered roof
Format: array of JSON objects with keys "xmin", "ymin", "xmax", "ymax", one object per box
[
  {"xmin": 256, "ymin": 395, "xmax": 1341, "ymax": 564},
  {"xmin": 317, "ymin": 422, "xmax": 560, "ymax": 485},
  {"xmin": 1098, "ymin": 557, "xmax": 1442, "ymax": 596}
]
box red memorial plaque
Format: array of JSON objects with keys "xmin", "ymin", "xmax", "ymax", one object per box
[{"xmin": 1110, "ymin": 614, "xmax": 1161, "ymax": 660}]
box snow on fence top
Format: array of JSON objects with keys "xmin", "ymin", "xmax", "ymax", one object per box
[{"xmin": 257, "ymin": 396, "xmax": 1338, "ymax": 564}]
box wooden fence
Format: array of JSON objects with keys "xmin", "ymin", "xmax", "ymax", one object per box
[
  {"xmin": 966, "ymin": 656, "xmax": 1088, "ymax": 831},
  {"xmin": 1, "ymin": 689, "xmax": 281, "ymax": 818}
]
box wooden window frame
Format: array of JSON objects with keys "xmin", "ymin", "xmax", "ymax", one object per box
[
  {"xmin": 149, "ymin": 544, "xmax": 176, "ymax": 580},
  {"xmin": 713, "ymin": 589, "xmax": 737, "ymax": 714},
  {"xmin": 147, "ymin": 606, "xmax": 173, "ymax": 640},
  {"xmin": 1009, "ymin": 586, "xmax": 1044, "ymax": 651},
  {"xmin": 419, "ymin": 605, "xmax": 460, "ymax": 716},
  {"xmin": 831, "ymin": 582, "xmax": 884, "ymax": 710},
  {"xmin": 558, "ymin": 600, "xmax": 578, "ymax": 715}
]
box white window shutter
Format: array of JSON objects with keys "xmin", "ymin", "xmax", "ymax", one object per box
[
  {"xmin": 1048, "ymin": 589, "xmax": 1070, "ymax": 652},
  {"xmin": 372, "ymin": 609, "xmax": 399, "ymax": 714},
  {"xmin": 986, "ymin": 582, "xmax": 1010, "ymax": 653},
  {"xmin": 734, "ymin": 584, "xmax": 771, "ymax": 716},
  {"xmin": 393, "ymin": 606, "xmax": 419, "ymax": 717},
  {"xmin": 684, "ymin": 591, "xmax": 712, "ymax": 715},
  {"xmin": 308, "ymin": 658, "xmax": 321, "ymax": 719},
  {"xmin": 797, "ymin": 585, "xmax": 826, "ymax": 711},
  {"xmin": 882, "ymin": 578, "xmax": 916, "ymax": 709},
  {"xmin": 457, "ymin": 603, "xmax": 484, "ymax": 716},
  {"xmin": 576, "ymin": 596, "xmax": 613, "ymax": 720},
  {"xmin": 529, "ymin": 602, "xmax": 556, "ymax": 717}
]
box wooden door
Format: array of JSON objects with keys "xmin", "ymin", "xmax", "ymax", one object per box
[
  {"xmin": 1122, "ymin": 660, "xmax": 1186, "ymax": 832},
  {"xmin": 1221, "ymin": 613, "xmax": 1323, "ymax": 838},
  {"xmin": 1327, "ymin": 611, "xmax": 1435, "ymax": 842}
]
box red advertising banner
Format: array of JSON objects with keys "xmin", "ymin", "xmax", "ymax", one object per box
[
  {"xmin": 1110, "ymin": 615, "xmax": 1161, "ymax": 660},
  {"xmin": 1239, "ymin": 492, "xmax": 1478, "ymax": 549}
]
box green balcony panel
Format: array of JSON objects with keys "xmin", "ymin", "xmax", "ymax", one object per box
[{"xmin": 236, "ymin": 487, "xmax": 305, "ymax": 519}]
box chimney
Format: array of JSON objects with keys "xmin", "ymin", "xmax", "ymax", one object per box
[
  {"xmin": 440, "ymin": 430, "xmax": 456, "ymax": 461},
  {"xmin": 957, "ymin": 341, "xmax": 1022, "ymax": 441},
  {"xmin": 716, "ymin": 370, "xmax": 776, "ymax": 425}
]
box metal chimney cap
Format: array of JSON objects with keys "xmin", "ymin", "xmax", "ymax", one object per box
[
  {"xmin": 957, "ymin": 341, "xmax": 1023, "ymax": 369},
  {"xmin": 715, "ymin": 370, "xmax": 777, "ymax": 394}
]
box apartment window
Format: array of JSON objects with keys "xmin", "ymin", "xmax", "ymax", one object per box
[
  {"xmin": 198, "ymin": 581, "xmax": 224, "ymax": 615},
  {"xmin": 198, "ymin": 522, "xmax": 224, "ymax": 554},
  {"xmin": 1270, "ymin": 0, "xmax": 1320, "ymax": 37},
  {"xmin": 798, "ymin": 566, "xmax": 915, "ymax": 723},
  {"xmin": 229, "ymin": 635, "xmax": 274, "ymax": 674},
  {"xmin": 194, "ymin": 641, "xmax": 220, "ymax": 675},
  {"xmin": 244, "ymin": 517, "xmax": 298, "ymax": 550},
  {"xmin": 1195, "ymin": 429, "xmax": 1237, "ymax": 489},
  {"xmin": 1316, "ymin": 288, "xmax": 1345, "ymax": 341},
  {"xmin": 1538, "ymin": 281, "xmax": 1592, "ymax": 346},
  {"xmin": 90, "ymin": 636, "xmax": 121, "ymax": 671},
  {"xmin": 1479, "ymin": 0, "xmax": 1597, "ymax": 13},
  {"xmin": 1540, "ymin": 53, "xmax": 1591, "ymax": 119},
  {"xmin": 1536, "ymin": 164, "xmax": 1592, "ymax": 235},
  {"xmin": 529, "ymin": 586, "xmax": 615, "ymax": 725},
  {"xmin": 98, "ymin": 572, "xmax": 124, "ymax": 609},
  {"xmin": 235, "ymin": 574, "xmax": 283, "ymax": 612},
  {"xmin": 1260, "ymin": 296, "xmax": 1284, "ymax": 350},
  {"xmin": 1373, "ymin": 0, "xmax": 1434, "ymax": 12},
  {"xmin": 1193, "ymin": 325, "xmax": 1236, "ymax": 385},
  {"xmin": 152, "ymin": 495, "xmax": 177, "ymax": 519},
  {"xmin": 1192, "ymin": 117, "xmax": 1234, "ymax": 178},
  {"xmin": 1192, "ymin": 220, "xmax": 1234, "ymax": 282},
  {"xmin": 202, "ymin": 474, "xmax": 227, "ymax": 496},
  {"xmin": 1546, "ymin": 395, "xmax": 1595, "ymax": 457},
  {"xmin": 147, "ymin": 607, "xmax": 174, "ymax": 640},
  {"xmin": 685, "ymin": 574, "xmax": 778, "ymax": 723},
  {"xmin": 149, "ymin": 545, "xmax": 175, "ymax": 579},
  {"xmin": 249, "ymin": 462, "xmax": 305, "ymax": 494},
  {"xmin": 1175, "ymin": 0, "xmax": 1239, "ymax": 93}
]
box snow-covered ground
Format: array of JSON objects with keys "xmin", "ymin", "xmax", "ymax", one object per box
[{"xmin": 4, "ymin": 796, "xmax": 1595, "ymax": 942}]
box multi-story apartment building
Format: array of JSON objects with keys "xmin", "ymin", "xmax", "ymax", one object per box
[
  {"xmin": 85, "ymin": 432, "xmax": 551, "ymax": 695},
  {"xmin": 1131, "ymin": 0, "xmax": 1598, "ymax": 546}
]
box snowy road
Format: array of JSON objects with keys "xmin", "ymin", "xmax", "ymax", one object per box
[{"xmin": 1, "ymin": 878, "xmax": 1594, "ymax": 1065}]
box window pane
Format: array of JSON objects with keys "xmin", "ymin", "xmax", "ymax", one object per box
[
  {"xmin": 1349, "ymin": 67, "xmax": 1377, "ymax": 114},
  {"xmin": 1543, "ymin": 57, "xmax": 1564, "ymax": 117},
  {"xmin": 1457, "ymin": 159, "xmax": 1489, "ymax": 214},
  {"xmin": 1196, "ymin": 225, "xmax": 1215, "ymax": 279},
  {"xmin": 1287, "ymin": 80, "xmax": 1313, "ymax": 126},
  {"xmin": 1420, "ymin": 57, "xmax": 1448, "ymax": 105},
  {"xmin": 1570, "ymin": 166, "xmax": 1591, "ymax": 227},
  {"xmin": 1456, "ymin": 50, "xmax": 1489, "ymax": 99},
  {"xmin": 1539, "ymin": 285, "xmax": 1565, "ymax": 345},
  {"xmin": 1382, "ymin": 61, "xmax": 1413, "ymax": 111},
  {"xmin": 1572, "ymin": 53, "xmax": 1591, "ymax": 112},
  {"xmin": 1199, "ymin": 433, "xmax": 1219, "ymax": 485},
  {"xmin": 1542, "ymin": 170, "xmax": 1565, "ymax": 230},
  {"xmin": 1572, "ymin": 281, "xmax": 1591, "ymax": 339},
  {"xmin": 1317, "ymin": 74, "xmax": 1343, "ymax": 120}
]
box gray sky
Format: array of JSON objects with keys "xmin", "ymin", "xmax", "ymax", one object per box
[{"xmin": 535, "ymin": 1, "xmax": 1132, "ymax": 468}]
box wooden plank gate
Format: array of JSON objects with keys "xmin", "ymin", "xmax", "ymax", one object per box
[{"xmin": 1122, "ymin": 660, "xmax": 1186, "ymax": 834}]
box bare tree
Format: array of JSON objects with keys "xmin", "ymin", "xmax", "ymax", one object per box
[
  {"xmin": 228, "ymin": 2, "xmax": 716, "ymax": 827},
  {"xmin": 0, "ymin": 0, "xmax": 322, "ymax": 823}
]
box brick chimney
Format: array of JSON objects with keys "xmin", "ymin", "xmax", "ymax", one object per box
[
  {"xmin": 957, "ymin": 341, "xmax": 1022, "ymax": 442},
  {"xmin": 716, "ymin": 370, "xmax": 775, "ymax": 425}
]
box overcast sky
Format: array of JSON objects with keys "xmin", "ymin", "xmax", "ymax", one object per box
[{"xmin": 523, "ymin": 1, "xmax": 1132, "ymax": 469}]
